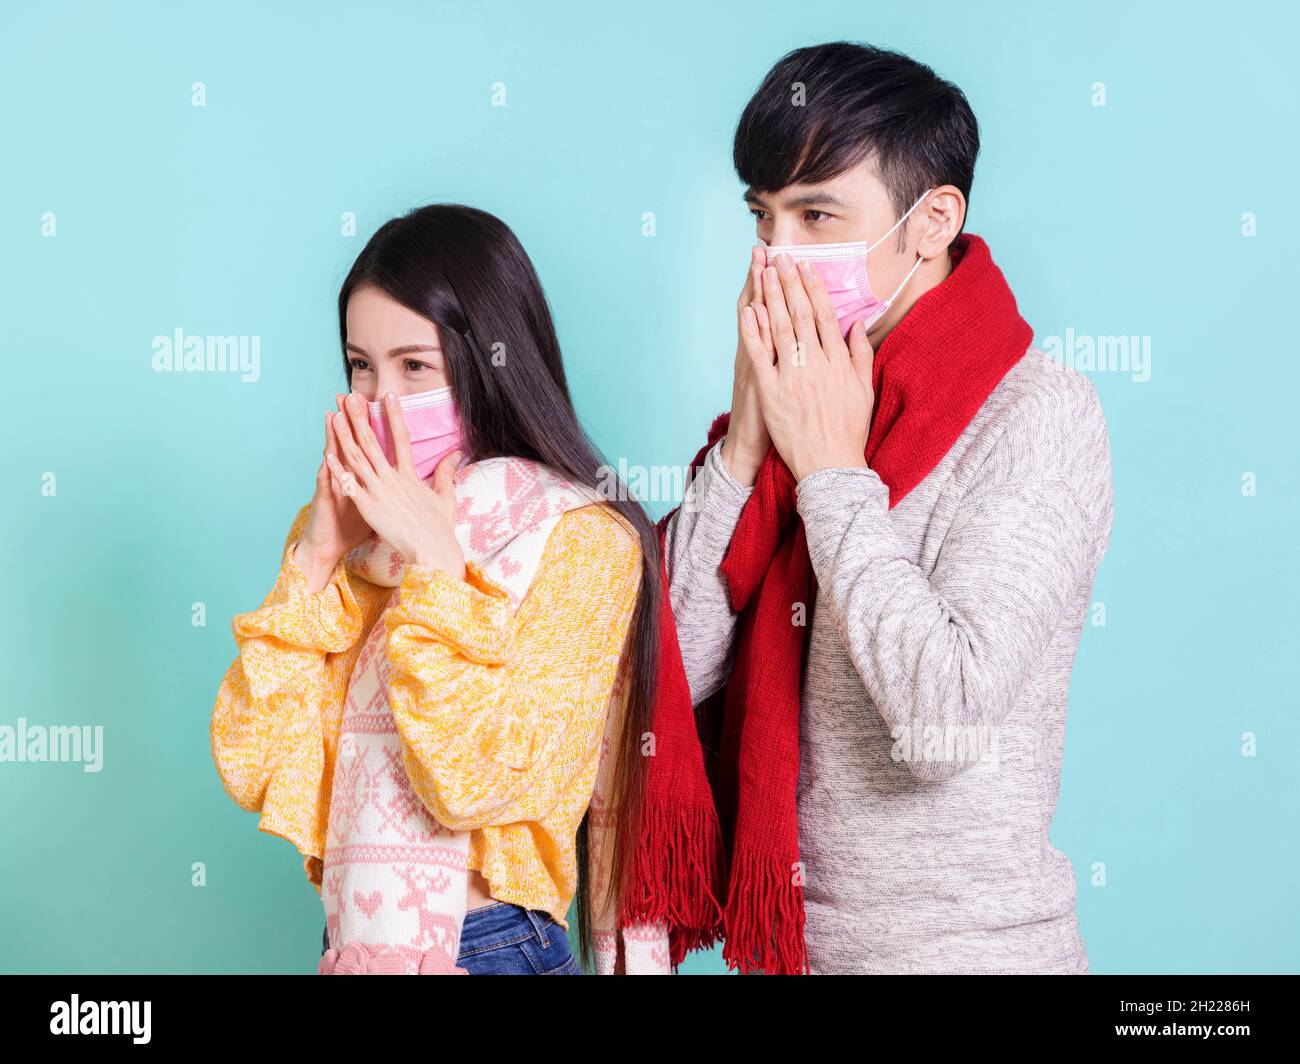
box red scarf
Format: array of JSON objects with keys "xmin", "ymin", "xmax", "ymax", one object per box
[{"xmin": 617, "ymin": 233, "xmax": 1032, "ymax": 973}]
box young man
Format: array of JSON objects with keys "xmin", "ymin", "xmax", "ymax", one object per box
[{"xmin": 662, "ymin": 42, "xmax": 1113, "ymax": 974}]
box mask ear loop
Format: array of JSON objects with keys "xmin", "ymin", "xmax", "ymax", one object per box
[
  {"xmin": 882, "ymin": 252, "xmax": 927, "ymax": 307},
  {"xmin": 863, "ymin": 186, "xmax": 937, "ymax": 255},
  {"xmin": 873, "ymin": 187, "xmax": 937, "ymax": 308}
]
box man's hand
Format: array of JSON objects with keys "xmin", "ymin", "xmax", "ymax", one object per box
[
  {"xmin": 720, "ymin": 244, "xmax": 776, "ymax": 487},
  {"xmin": 739, "ymin": 253, "xmax": 875, "ymax": 483}
]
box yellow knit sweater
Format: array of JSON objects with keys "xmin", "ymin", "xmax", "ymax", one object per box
[{"xmin": 210, "ymin": 499, "xmax": 643, "ymax": 930}]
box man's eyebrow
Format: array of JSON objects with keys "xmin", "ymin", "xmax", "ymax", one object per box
[
  {"xmin": 742, "ymin": 188, "xmax": 848, "ymax": 210},
  {"xmin": 344, "ymin": 343, "xmax": 442, "ymax": 358}
]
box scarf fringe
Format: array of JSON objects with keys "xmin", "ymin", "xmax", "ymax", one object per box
[
  {"xmin": 620, "ymin": 801, "xmax": 726, "ymax": 967},
  {"xmin": 721, "ymin": 846, "xmax": 810, "ymax": 975}
]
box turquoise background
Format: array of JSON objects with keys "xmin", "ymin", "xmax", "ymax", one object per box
[{"xmin": 2, "ymin": 0, "xmax": 1296, "ymax": 974}]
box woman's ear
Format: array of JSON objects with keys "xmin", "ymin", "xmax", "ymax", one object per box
[{"xmin": 917, "ymin": 185, "xmax": 966, "ymax": 259}]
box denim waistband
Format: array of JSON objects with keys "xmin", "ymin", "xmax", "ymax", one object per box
[{"xmin": 457, "ymin": 901, "xmax": 558, "ymax": 955}]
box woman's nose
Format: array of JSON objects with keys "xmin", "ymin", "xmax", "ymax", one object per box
[{"xmin": 358, "ymin": 373, "xmax": 398, "ymax": 403}]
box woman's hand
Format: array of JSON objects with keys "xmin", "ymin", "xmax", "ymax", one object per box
[
  {"xmin": 326, "ymin": 391, "xmax": 466, "ymax": 581},
  {"xmin": 295, "ymin": 395, "xmax": 375, "ymax": 590},
  {"xmin": 720, "ymin": 244, "xmax": 776, "ymax": 486}
]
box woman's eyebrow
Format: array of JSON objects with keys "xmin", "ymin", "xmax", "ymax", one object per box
[{"xmin": 345, "ymin": 343, "xmax": 443, "ymax": 358}]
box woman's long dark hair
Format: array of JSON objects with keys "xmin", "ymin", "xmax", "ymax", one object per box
[{"xmin": 337, "ymin": 203, "xmax": 658, "ymax": 969}]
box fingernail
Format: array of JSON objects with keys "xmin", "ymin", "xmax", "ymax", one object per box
[{"xmin": 797, "ymin": 260, "xmax": 813, "ymax": 275}]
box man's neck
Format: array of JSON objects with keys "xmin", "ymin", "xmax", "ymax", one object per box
[{"xmin": 868, "ymin": 245, "xmax": 954, "ymax": 348}]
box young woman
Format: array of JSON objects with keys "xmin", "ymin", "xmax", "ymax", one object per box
[{"xmin": 210, "ymin": 204, "xmax": 666, "ymax": 974}]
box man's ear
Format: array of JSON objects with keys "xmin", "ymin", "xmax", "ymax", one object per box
[{"xmin": 916, "ymin": 185, "xmax": 966, "ymax": 259}]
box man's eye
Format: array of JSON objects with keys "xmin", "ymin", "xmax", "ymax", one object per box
[
  {"xmin": 805, "ymin": 210, "xmax": 827, "ymax": 223},
  {"xmin": 749, "ymin": 208, "xmax": 768, "ymax": 222}
]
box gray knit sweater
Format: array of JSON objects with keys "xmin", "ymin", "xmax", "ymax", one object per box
[{"xmin": 663, "ymin": 347, "xmax": 1113, "ymax": 974}]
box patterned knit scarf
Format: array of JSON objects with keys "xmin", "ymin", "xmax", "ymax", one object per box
[
  {"xmin": 620, "ymin": 234, "xmax": 1033, "ymax": 973},
  {"xmin": 319, "ymin": 455, "xmax": 670, "ymax": 974}
]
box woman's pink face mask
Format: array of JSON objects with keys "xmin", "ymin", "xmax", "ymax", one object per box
[{"xmin": 364, "ymin": 385, "xmax": 464, "ymax": 480}]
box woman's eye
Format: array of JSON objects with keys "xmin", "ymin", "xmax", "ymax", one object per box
[
  {"xmin": 404, "ymin": 359, "xmax": 431, "ymax": 373},
  {"xmin": 348, "ymin": 357, "xmax": 371, "ymax": 372}
]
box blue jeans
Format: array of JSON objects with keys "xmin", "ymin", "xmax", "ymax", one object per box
[{"xmin": 321, "ymin": 901, "xmax": 582, "ymax": 975}]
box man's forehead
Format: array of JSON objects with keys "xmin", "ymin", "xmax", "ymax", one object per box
[{"xmin": 742, "ymin": 160, "xmax": 888, "ymax": 208}]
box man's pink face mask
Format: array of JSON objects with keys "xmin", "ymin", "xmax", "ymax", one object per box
[{"xmin": 760, "ymin": 187, "xmax": 934, "ymax": 338}]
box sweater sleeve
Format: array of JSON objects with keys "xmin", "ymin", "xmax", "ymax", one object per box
[
  {"xmin": 794, "ymin": 395, "xmax": 1113, "ymax": 784},
  {"xmin": 210, "ymin": 503, "xmax": 375, "ymax": 817},
  {"xmin": 383, "ymin": 505, "xmax": 643, "ymax": 832},
  {"xmin": 661, "ymin": 435, "xmax": 753, "ymax": 705}
]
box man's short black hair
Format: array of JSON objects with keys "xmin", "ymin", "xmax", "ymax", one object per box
[{"xmin": 734, "ymin": 42, "xmax": 980, "ymax": 242}]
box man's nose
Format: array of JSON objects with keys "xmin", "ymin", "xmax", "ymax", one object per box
[{"xmin": 768, "ymin": 223, "xmax": 807, "ymax": 246}]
